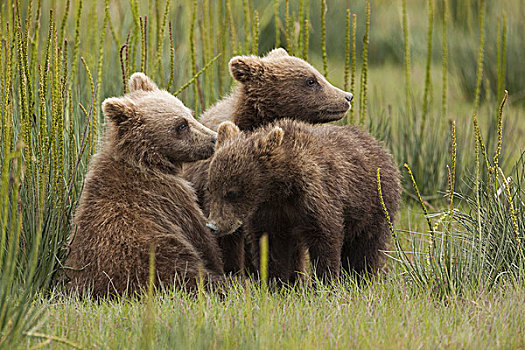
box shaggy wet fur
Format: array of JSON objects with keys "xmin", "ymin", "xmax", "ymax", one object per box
[
  {"xmin": 207, "ymin": 120, "xmax": 401, "ymax": 283},
  {"xmin": 65, "ymin": 73, "xmax": 223, "ymax": 296},
  {"xmin": 182, "ymin": 48, "xmax": 353, "ymax": 275}
]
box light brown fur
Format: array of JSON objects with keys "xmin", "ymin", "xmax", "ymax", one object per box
[{"xmin": 66, "ymin": 73, "xmax": 223, "ymax": 296}]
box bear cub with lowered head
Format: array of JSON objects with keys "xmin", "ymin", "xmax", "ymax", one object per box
[
  {"xmin": 66, "ymin": 73, "xmax": 223, "ymax": 296},
  {"xmin": 207, "ymin": 120, "xmax": 401, "ymax": 283},
  {"xmin": 183, "ymin": 48, "xmax": 353, "ymax": 275}
]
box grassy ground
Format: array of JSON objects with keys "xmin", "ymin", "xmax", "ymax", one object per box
[
  {"xmin": 1, "ymin": 0, "xmax": 524, "ymax": 348},
  {"xmin": 24, "ymin": 251, "xmax": 525, "ymax": 349}
]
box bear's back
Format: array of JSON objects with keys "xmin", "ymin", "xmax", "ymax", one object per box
[{"xmin": 270, "ymin": 120, "xmax": 400, "ymax": 217}]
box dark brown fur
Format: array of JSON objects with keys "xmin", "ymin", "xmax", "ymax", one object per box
[
  {"xmin": 65, "ymin": 73, "xmax": 223, "ymax": 296},
  {"xmin": 207, "ymin": 120, "xmax": 401, "ymax": 283},
  {"xmin": 182, "ymin": 49, "xmax": 353, "ymax": 275}
]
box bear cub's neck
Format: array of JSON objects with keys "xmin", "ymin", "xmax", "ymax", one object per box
[
  {"xmin": 105, "ymin": 138, "xmax": 183, "ymax": 177},
  {"xmin": 232, "ymin": 88, "xmax": 278, "ymax": 131}
]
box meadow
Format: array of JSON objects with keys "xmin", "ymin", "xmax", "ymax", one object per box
[{"xmin": 1, "ymin": 0, "xmax": 524, "ymax": 348}]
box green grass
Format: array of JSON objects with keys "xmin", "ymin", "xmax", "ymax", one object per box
[
  {"xmin": 0, "ymin": 0, "xmax": 524, "ymax": 348},
  {"xmin": 22, "ymin": 266, "xmax": 525, "ymax": 349}
]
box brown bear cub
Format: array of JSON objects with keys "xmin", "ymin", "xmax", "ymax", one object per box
[
  {"xmin": 207, "ymin": 120, "xmax": 401, "ymax": 283},
  {"xmin": 183, "ymin": 48, "xmax": 353, "ymax": 275},
  {"xmin": 198, "ymin": 47, "xmax": 353, "ymax": 131},
  {"xmin": 65, "ymin": 73, "xmax": 223, "ymax": 297}
]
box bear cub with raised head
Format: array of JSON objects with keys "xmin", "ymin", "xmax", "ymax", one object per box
[
  {"xmin": 207, "ymin": 120, "xmax": 401, "ymax": 283},
  {"xmin": 199, "ymin": 47, "xmax": 353, "ymax": 131},
  {"xmin": 183, "ymin": 48, "xmax": 353, "ymax": 275},
  {"xmin": 66, "ymin": 73, "xmax": 223, "ymax": 296}
]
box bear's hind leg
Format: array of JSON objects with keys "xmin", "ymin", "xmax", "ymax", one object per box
[{"xmin": 341, "ymin": 221, "xmax": 390, "ymax": 277}]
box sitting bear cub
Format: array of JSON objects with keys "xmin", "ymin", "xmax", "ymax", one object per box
[
  {"xmin": 66, "ymin": 73, "xmax": 223, "ymax": 296},
  {"xmin": 207, "ymin": 120, "xmax": 401, "ymax": 283}
]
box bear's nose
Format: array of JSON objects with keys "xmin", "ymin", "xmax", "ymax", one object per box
[
  {"xmin": 211, "ymin": 135, "xmax": 217, "ymax": 144},
  {"xmin": 345, "ymin": 93, "xmax": 353, "ymax": 102}
]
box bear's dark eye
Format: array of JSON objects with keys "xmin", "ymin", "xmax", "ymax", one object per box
[
  {"xmin": 224, "ymin": 189, "xmax": 239, "ymax": 201},
  {"xmin": 306, "ymin": 77, "xmax": 318, "ymax": 87},
  {"xmin": 176, "ymin": 120, "xmax": 189, "ymax": 133}
]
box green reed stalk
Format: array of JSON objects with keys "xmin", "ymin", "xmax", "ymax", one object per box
[
  {"xmin": 0, "ymin": 151, "xmax": 14, "ymax": 265},
  {"xmin": 199, "ymin": 0, "xmax": 210, "ymax": 107},
  {"xmin": 218, "ymin": 8, "xmax": 227, "ymax": 97},
  {"xmin": 448, "ymin": 120, "xmax": 456, "ymax": 212},
  {"xmin": 29, "ymin": 0, "xmax": 42, "ymax": 81},
  {"xmin": 81, "ymin": 57, "xmax": 95, "ymax": 156},
  {"xmin": 497, "ymin": 167, "xmax": 522, "ymax": 249},
  {"xmin": 402, "ymin": 0, "xmax": 412, "ymax": 121},
  {"xmin": 107, "ymin": 3, "xmax": 119, "ymax": 46},
  {"xmin": 274, "ymin": 0, "xmax": 280, "ymax": 48},
  {"xmin": 474, "ymin": 123, "xmax": 482, "ymax": 264},
  {"xmin": 130, "ymin": 0, "xmax": 140, "ymax": 72},
  {"xmin": 226, "ymin": 0, "xmax": 237, "ymax": 56},
  {"xmin": 206, "ymin": 0, "xmax": 215, "ymax": 102},
  {"xmin": 344, "ymin": 9, "xmax": 350, "ymax": 92},
  {"xmin": 303, "ymin": 18, "xmax": 309, "ymax": 60},
  {"xmin": 68, "ymin": 86, "xmax": 75, "ymax": 179},
  {"xmin": 284, "ymin": 0, "xmax": 290, "ymax": 50},
  {"xmin": 16, "ymin": 26, "xmax": 30, "ymax": 164},
  {"xmin": 140, "ymin": 16, "xmax": 148, "ymax": 74},
  {"xmin": 303, "ymin": 0, "xmax": 310, "ymax": 58},
  {"xmin": 377, "ymin": 169, "xmax": 395, "ymax": 237},
  {"xmin": 243, "ymin": 0, "xmax": 249, "ymax": 55},
  {"xmin": 253, "ymin": 10, "xmax": 259, "ymax": 55},
  {"xmin": 58, "ymin": 0, "xmax": 70, "ymax": 44},
  {"xmin": 321, "ymin": 0, "xmax": 327, "ymax": 77},
  {"xmin": 349, "ymin": 13, "xmax": 356, "ymax": 124},
  {"xmin": 93, "ymin": 0, "xmax": 109, "ymax": 155},
  {"xmin": 174, "ymin": 54, "xmax": 220, "ymax": 97},
  {"xmin": 168, "ymin": 22, "xmax": 175, "ymax": 91},
  {"xmin": 404, "ymin": 164, "xmax": 434, "ymax": 236},
  {"xmin": 148, "ymin": 0, "xmax": 153, "ymax": 51},
  {"xmin": 472, "ymin": 115, "xmax": 491, "ymax": 170},
  {"xmin": 441, "ymin": 0, "xmax": 448, "ymax": 118},
  {"xmin": 260, "ymin": 234, "xmax": 269, "ymax": 289},
  {"xmin": 359, "ymin": 1, "xmax": 370, "ymax": 127},
  {"xmin": 55, "ymin": 41, "xmax": 68, "ymax": 207},
  {"xmin": 49, "ymin": 18, "xmax": 58, "ymax": 191},
  {"xmin": 493, "ymin": 90, "xmax": 508, "ymax": 170},
  {"xmin": 3, "ymin": 149, "xmax": 22, "ymax": 284},
  {"xmin": 70, "ymin": 0, "xmax": 82, "ymax": 84},
  {"xmin": 420, "ymin": 0, "xmax": 434, "ymax": 138},
  {"xmin": 298, "ymin": 0, "xmax": 304, "ymax": 56},
  {"xmin": 190, "ymin": 0, "xmax": 198, "ymax": 112},
  {"xmin": 38, "ymin": 50, "xmax": 49, "ymax": 178},
  {"xmin": 0, "ymin": 40, "xmax": 6, "ymax": 152},
  {"xmin": 154, "ymin": 0, "xmax": 169, "ymax": 76},
  {"xmin": 120, "ymin": 44, "xmax": 128, "ymax": 93},
  {"xmin": 473, "ymin": 0, "xmax": 485, "ymax": 114}
]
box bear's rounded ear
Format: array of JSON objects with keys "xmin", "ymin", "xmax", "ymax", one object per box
[
  {"xmin": 256, "ymin": 126, "xmax": 284, "ymax": 154},
  {"xmin": 229, "ymin": 56, "xmax": 265, "ymax": 83},
  {"xmin": 128, "ymin": 72, "xmax": 158, "ymax": 92},
  {"xmin": 217, "ymin": 121, "xmax": 241, "ymax": 148},
  {"xmin": 102, "ymin": 97, "xmax": 135, "ymax": 125},
  {"xmin": 265, "ymin": 48, "xmax": 289, "ymax": 59}
]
